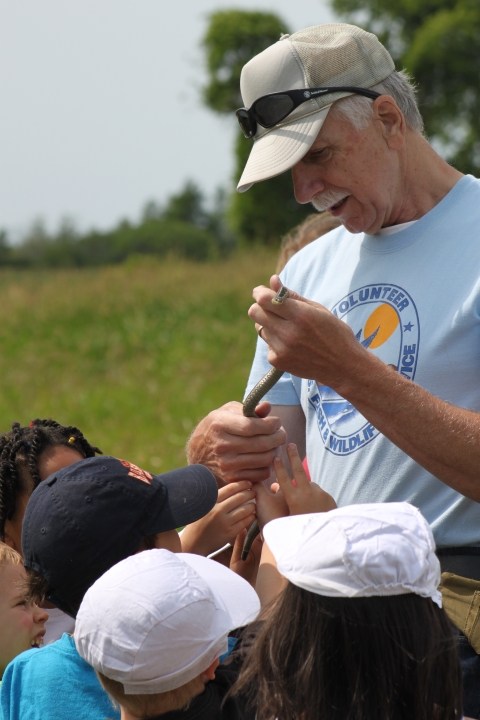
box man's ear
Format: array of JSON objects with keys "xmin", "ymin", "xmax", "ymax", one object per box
[{"xmin": 373, "ymin": 95, "xmax": 405, "ymax": 151}]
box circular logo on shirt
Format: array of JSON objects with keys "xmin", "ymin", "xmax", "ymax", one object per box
[{"xmin": 308, "ymin": 283, "xmax": 419, "ymax": 456}]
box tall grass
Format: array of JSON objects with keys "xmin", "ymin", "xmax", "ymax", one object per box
[{"xmin": 0, "ymin": 249, "xmax": 277, "ymax": 471}]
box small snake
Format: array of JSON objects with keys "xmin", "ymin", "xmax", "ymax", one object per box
[{"xmin": 241, "ymin": 285, "xmax": 290, "ymax": 560}]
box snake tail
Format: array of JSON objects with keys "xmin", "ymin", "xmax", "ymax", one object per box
[
  {"xmin": 241, "ymin": 519, "xmax": 261, "ymax": 561},
  {"xmin": 241, "ymin": 367, "xmax": 285, "ymax": 560}
]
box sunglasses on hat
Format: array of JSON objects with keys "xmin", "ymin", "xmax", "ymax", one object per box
[{"xmin": 236, "ymin": 86, "xmax": 381, "ymax": 139}]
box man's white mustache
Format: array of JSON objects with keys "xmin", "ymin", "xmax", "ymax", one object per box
[{"xmin": 311, "ymin": 190, "xmax": 348, "ymax": 212}]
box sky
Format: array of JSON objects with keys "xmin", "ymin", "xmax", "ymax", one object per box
[{"xmin": 0, "ymin": 0, "xmax": 337, "ymax": 240}]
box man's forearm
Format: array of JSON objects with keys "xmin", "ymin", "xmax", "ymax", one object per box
[{"xmin": 338, "ymin": 350, "xmax": 480, "ymax": 501}]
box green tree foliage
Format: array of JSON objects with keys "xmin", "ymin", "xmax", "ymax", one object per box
[
  {"xmin": 332, "ymin": 0, "xmax": 480, "ymax": 174},
  {"xmin": 202, "ymin": 10, "xmax": 288, "ymax": 113},
  {"xmin": 2, "ymin": 181, "xmax": 234, "ymax": 269},
  {"xmin": 202, "ymin": 10, "xmax": 313, "ymax": 245},
  {"xmin": 161, "ymin": 180, "xmax": 209, "ymax": 228}
]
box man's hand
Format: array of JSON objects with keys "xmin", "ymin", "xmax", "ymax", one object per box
[
  {"xmin": 186, "ymin": 400, "xmax": 287, "ymax": 485},
  {"xmin": 249, "ymin": 274, "xmax": 366, "ymax": 394}
]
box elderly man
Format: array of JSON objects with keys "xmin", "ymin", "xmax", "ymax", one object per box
[{"xmin": 188, "ymin": 23, "xmax": 480, "ymax": 715}]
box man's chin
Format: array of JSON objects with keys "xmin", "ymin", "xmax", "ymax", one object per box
[
  {"xmin": 332, "ymin": 213, "xmax": 368, "ymax": 235},
  {"xmin": 342, "ymin": 220, "xmax": 368, "ymax": 234}
]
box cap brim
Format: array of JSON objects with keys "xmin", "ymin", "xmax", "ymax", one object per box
[
  {"xmin": 237, "ymin": 106, "xmax": 330, "ymax": 193},
  {"xmin": 180, "ymin": 553, "xmax": 260, "ymax": 628},
  {"xmin": 150, "ymin": 465, "xmax": 218, "ymax": 531}
]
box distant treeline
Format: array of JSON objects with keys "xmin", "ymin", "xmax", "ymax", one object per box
[{"xmin": 0, "ymin": 181, "xmax": 235, "ymax": 268}]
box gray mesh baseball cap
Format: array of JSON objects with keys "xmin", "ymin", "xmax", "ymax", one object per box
[{"xmin": 237, "ymin": 23, "xmax": 395, "ymax": 192}]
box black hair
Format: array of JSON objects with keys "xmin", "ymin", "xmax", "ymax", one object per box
[
  {"xmin": 232, "ymin": 586, "xmax": 462, "ymax": 720},
  {"xmin": 0, "ymin": 419, "xmax": 102, "ymax": 540}
]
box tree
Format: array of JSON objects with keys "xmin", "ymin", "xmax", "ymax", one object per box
[
  {"xmin": 162, "ymin": 180, "xmax": 209, "ymax": 229},
  {"xmin": 202, "ymin": 10, "xmax": 313, "ymax": 245},
  {"xmin": 331, "ymin": 0, "xmax": 480, "ymax": 174}
]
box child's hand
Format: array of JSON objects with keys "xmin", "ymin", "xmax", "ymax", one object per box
[
  {"xmin": 180, "ymin": 481, "xmax": 256, "ymax": 556},
  {"xmin": 254, "ymin": 481, "xmax": 289, "ymax": 530},
  {"xmin": 230, "ymin": 528, "xmax": 263, "ymax": 587},
  {"xmin": 274, "ymin": 444, "xmax": 336, "ymax": 515}
]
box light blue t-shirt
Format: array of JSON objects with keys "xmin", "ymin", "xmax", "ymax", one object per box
[
  {"xmin": 246, "ymin": 175, "xmax": 480, "ymax": 548},
  {"xmin": 0, "ymin": 633, "xmax": 119, "ymax": 720}
]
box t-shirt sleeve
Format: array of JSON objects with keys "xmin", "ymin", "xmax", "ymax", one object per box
[
  {"xmin": 243, "ymin": 336, "xmax": 300, "ymax": 406},
  {"xmin": 0, "ymin": 657, "xmax": 23, "ymax": 720}
]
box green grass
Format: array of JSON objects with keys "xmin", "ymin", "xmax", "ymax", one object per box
[{"xmin": 0, "ymin": 249, "xmax": 277, "ymax": 470}]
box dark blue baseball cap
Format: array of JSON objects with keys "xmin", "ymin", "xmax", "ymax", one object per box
[{"xmin": 22, "ymin": 456, "xmax": 218, "ymax": 617}]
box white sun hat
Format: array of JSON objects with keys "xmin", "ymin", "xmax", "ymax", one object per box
[
  {"xmin": 263, "ymin": 502, "xmax": 442, "ymax": 607},
  {"xmin": 237, "ymin": 23, "xmax": 395, "ymax": 192},
  {"xmin": 74, "ymin": 549, "xmax": 260, "ymax": 694}
]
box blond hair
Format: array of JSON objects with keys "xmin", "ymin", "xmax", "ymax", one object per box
[
  {"xmin": 0, "ymin": 542, "xmax": 22, "ymax": 569},
  {"xmin": 97, "ymin": 671, "xmax": 202, "ymax": 717},
  {"xmin": 276, "ymin": 212, "xmax": 341, "ymax": 273}
]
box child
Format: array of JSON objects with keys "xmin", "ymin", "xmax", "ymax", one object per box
[
  {"xmin": 75, "ymin": 548, "xmax": 261, "ymax": 720},
  {"xmin": 0, "ymin": 543, "xmax": 48, "ymax": 680},
  {"xmin": 0, "ymin": 418, "xmax": 102, "ymax": 645},
  {"xmin": 0, "ymin": 418, "xmax": 253, "ymax": 564},
  {"xmin": 276, "ymin": 211, "xmax": 341, "ymax": 274},
  {"xmin": 233, "ymin": 502, "xmax": 465, "ymax": 720},
  {"xmin": 0, "ymin": 456, "xmax": 218, "ymax": 720},
  {"xmin": 0, "ymin": 418, "xmax": 101, "ymax": 552}
]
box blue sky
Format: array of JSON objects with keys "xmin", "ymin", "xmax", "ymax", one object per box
[{"xmin": 0, "ymin": 0, "xmax": 336, "ymax": 239}]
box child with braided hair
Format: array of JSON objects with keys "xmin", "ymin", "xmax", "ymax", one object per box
[
  {"xmin": 0, "ymin": 419, "xmax": 102, "ymax": 645},
  {"xmin": 0, "ymin": 418, "xmax": 101, "ymax": 554}
]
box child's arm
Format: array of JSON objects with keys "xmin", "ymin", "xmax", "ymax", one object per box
[
  {"xmin": 181, "ymin": 480, "xmax": 256, "ymax": 556},
  {"xmin": 255, "ymin": 540, "xmax": 286, "ymax": 612}
]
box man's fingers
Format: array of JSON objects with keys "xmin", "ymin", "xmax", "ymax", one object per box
[
  {"xmin": 252, "ymin": 401, "xmax": 271, "ymax": 418},
  {"xmin": 251, "ymin": 283, "xmax": 327, "ymax": 319},
  {"xmin": 222, "ymin": 448, "xmax": 283, "ymax": 473},
  {"xmin": 212, "ymin": 414, "xmax": 284, "ymax": 442},
  {"xmin": 221, "ymin": 466, "xmax": 273, "ymax": 484}
]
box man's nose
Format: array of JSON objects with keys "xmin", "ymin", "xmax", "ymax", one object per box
[{"xmin": 291, "ymin": 162, "xmax": 326, "ymax": 204}]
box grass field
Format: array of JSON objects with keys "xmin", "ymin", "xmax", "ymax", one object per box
[{"xmin": 0, "ymin": 249, "xmax": 277, "ymax": 471}]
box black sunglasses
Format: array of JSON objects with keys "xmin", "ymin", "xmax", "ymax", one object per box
[{"xmin": 236, "ymin": 86, "xmax": 381, "ymax": 139}]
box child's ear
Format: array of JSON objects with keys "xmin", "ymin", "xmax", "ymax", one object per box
[
  {"xmin": 202, "ymin": 658, "xmax": 220, "ymax": 681},
  {"xmin": 3, "ymin": 532, "xmax": 16, "ymax": 551}
]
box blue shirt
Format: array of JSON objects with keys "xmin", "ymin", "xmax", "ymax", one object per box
[
  {"xmin": 246, "ymin": 175, "xmax": 480, "ymax": 548},
  {"xmin": 0, "ymin": 633, "xmax": 119, "ymax": 720}
]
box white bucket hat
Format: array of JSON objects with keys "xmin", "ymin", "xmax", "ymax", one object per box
[
  {"xmin": 263, "ymin": 502, "xmax": 442, "ymax": 607},
  {"xmin": 237, "ymin": 23, "xmax": 395, "ymax": 192},
  {"xmin": 74, "ymin": 549, "xmax": 260, "ymax": 694}
]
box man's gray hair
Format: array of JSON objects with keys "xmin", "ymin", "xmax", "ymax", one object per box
[{"xmin": 330, "ymin": 70, "xmax": 424, "ymax": 134}]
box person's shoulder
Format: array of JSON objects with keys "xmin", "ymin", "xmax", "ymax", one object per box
[
  {"xmin": 281, "ymin": 223, "xmax": 351, "ymax": 276},
  {"xmin": 2, "ymin": 635, "xmax": 77, "ymax": 678}
]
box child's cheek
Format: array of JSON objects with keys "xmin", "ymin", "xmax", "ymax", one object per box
[{"xmin": 15, "ymin": 608, "xmax": 35, "ymax": 633}]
